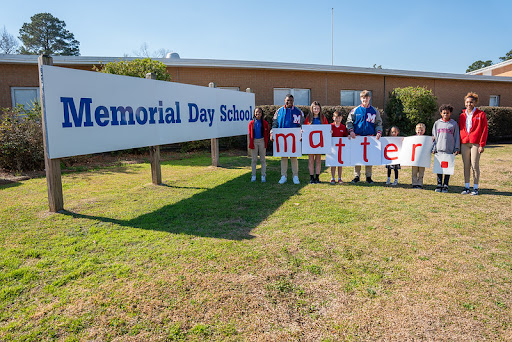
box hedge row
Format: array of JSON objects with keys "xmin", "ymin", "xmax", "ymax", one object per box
[{"xmin": 479, "ymin": 106, "xmax": 512, "ymax": 142}]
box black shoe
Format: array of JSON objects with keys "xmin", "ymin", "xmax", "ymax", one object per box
[
  {"xmin": 471, "ymin": 189, "xmax": 479, "ymax": 196},
  {"xmin": 435, "ymin": 185, "xmax": 442, "ymax": 192},
  {"xmin": 442, "ymin": 185, "xmax": 449, "ymax": 193},
  {"xmin": 310, "ymin": 176, "xmax": 315, "ymax": 184},
  {"xmin": 351, "ymin": 176, "xmax": 360, "ymax": 183},
  {"xmin": 366, "ymin": 177, "xmax": 374, "ymax": 184},
  {"xmin": 315, "ymin": 175, "xmax": 320, "ymax": 184}
]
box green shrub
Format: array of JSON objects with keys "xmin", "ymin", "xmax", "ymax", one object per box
[
  {"xmin": 480, "ymin": 106, "xmax": 512, "ymax": 142},
  {"xmin": 385, "ymin": 87, "xmax": 437, "ymax": 135},
  {"xmin": 0, "ymin": 103, "xmax": 44, "ymax": 172},
  {"xmin": 94, "ymin": 58, "xmax": 171, "ymax": 81}
]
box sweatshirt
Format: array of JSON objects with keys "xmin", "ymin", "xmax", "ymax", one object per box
[{"xmin": 432, "ymin": 118, "xmax": 460, "ymax": 154}]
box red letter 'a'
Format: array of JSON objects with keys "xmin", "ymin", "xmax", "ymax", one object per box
[
  {"xmin": 309, "ymin": 130, "xmax": 324, "ymax": 148},
  {"xmin": 275, "ymin": 133, "xmax": 296, "ymax": 153}
]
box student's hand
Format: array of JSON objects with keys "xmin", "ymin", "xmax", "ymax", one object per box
[
  {"xmin": 455, "ymin": 151, "xmax": 460, "ymax": 155},
  {"xmin": 270, "ymin": 133, "xmax": 273, "ymax": 141},
  {"xmin": 478, "ymin": 146, "xmax": 484, "ymax": 153},
  {"xmin": 350, "ymin": 131, "xmax": 356, "ymax": 139},
  {"xmin": 376, "ymin": 132, "xmax": 382, "ymax": 140}
]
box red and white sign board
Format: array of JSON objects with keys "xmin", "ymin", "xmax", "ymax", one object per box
[
  {"xmin": 399, "ymin": 136, "xmax": 433, "ymax": 168},
  {"xmin": 380, "ymin": 137, "xmax": 403, "ymax": 166},
  {"xmin": 325, "ymin": 137, "xmax": 351, "ymax": 166},
  {"xmin": 350, "ymin": 136, "xmax": 381, "ymax": 166},
  {"xmin": 301, "ymin": 125, "xmax": 332, "ymax": 154},
  {"xmin": 272, "ymin": 128, "xmax": 302, "ymax": 157},
  {"xmin": 433, "ymin": 153, "xmax": 455, "ymax": 175}
]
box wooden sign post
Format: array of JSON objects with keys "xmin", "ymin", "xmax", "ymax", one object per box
[
  {"xmin": 38, "ymin": 55, "xmax": 64, "ymax": 212},
  {"xmin": 145, "ymin": 73, "xmax": 162, "ymax": 185}
]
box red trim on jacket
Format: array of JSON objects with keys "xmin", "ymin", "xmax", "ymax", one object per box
[
  {"xmin": 248, "ymin": 119, "xmax": 270, "ymax": 149},
  {"xmin": 304, "ymin": 116, "xmax": 328, "ymax": 125},
  {"xmin": 459, "ymin": 108, "xmax": 488, "ymax": 147}
]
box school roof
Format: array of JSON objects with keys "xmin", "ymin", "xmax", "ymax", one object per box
[
  {"xmin": 2, "ymin": 54, "xmax": 512, "ymax": 83},
  {"xmin": 466, "ymin": 58, "xmax": 512, "ymax": 76}
]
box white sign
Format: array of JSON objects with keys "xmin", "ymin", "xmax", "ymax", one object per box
[
  {"xmin": 399, "ymin": 136, "xmax": 433, "ymax": 167},
  {"xmin": 301, "ymin": 125, "xmax": 332, "ymax": 154},
  {"xmin": 433, "ymin": 153, "xmax": 455, "ymax": 175},
  {"xmin": 325, "ymin": 137, "xmax": 351, "ymax": 166},
  {"xmin": 380, "ymin": 137, "xmax": 403, "ymax": 165},
  {"xmin": 350, "ymin": 136, "xmax": 382, "ymax": 166},
  {"xmin": 40, "ymin": 65, "xmax": 255, "ymax": 158},
  {"xmin": 272, "ymin": 128, "xmax": 302, "ymax": 157}
]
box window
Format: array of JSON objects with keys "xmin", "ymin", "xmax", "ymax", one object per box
[
  {"xmin": 340, "ymin": 90, "xmax": 372, "ymax": 106},
  {"xmin": 489, "ymin": 95, "xmax": 500, "ymax": 107},
  {"xmin": 11, "ymin": 87, "xmax": 40, "ymax": 109},
  {"xmin": 274, "ymin": 88, "xmax": 310, "ymax": 106},
  {"xmin": 219, "ymin": 86, "xmax": 240, "ymax": 91}
]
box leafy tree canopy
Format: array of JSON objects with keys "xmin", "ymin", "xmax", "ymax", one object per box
[
  {"xmin": 499, "ymin": 49, "xmax": 512, "ymax": 62},
  {"xmin": 466, "ymin": 60, "xmax": 493, "ymax": 73},
  {"xmin": 94, "ymin": 58, "xmax": 172, "ymax": 81},
  {"xmin": 19, "ymin": 12, "xmax": 80, "ymax": 56}
]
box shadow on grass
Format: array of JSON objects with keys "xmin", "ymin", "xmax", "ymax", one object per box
[
  {"xmin": 0, "ymin": 180, "xmax": 22, "ymax": 189},
  {"xmin": 61, "ymin": 159, "xmax": 309, "ymax": 240}
]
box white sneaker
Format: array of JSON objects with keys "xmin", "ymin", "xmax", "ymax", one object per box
[
  {"xmin": 278, "ymin": 176, "xmax": 287, "ymax": 184},
  {"xmin": 392, "ymin": 179, "xmax": 398, "ymax": 186},
  {"xmin": 292, "ymin": 176, "xmax": 300, "ymax": 184},
  {"xmin": 261, "ymin": 176, "xmax": 266, "ymax": 183},
  {"xmin": 251, "ymin": 176, "xmax": 256, "ymax": 182},
  {"xmin": 386, "ymin": 178, "xmax": 391, "ymax": 185}
]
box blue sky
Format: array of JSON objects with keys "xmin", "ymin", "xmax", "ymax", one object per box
[{"xmin": 1, "ymin": 0, "xmax": 510, "ymax": 74}]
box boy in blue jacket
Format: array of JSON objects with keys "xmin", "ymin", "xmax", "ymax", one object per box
[
  {"xmin": 270, "ymin": 94, "xmax": 304, "ymax": 184},
  {"xmin": 346, "ymin": 90, "xmax": 383, "ymax": 184}
]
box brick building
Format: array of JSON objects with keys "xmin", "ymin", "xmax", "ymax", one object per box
[{"xmin": 2, "ymin": 54, "xmax": 512, "ymax": 115}]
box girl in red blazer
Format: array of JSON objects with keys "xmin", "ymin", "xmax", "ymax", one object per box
[
  {"xmin": 459, "ymin": 92, "xmax": 488, "ymax": 195},
  {"xmin": 304, "ymin": 101, "xmax": 328, "ymax": 184},
  {"xmin": 248, "ymin": 107, "xmax": 269, "ymax": 182}
]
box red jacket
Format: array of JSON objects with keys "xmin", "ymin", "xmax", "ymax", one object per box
[
  {"xmin": 459, "ymin": 108, "xmax": 488, "ymax": 147},
  {"xmin": 248, "ymin": 119, "xmax": 269, "ymax": 149},
  {"xmin": 304, "ymin": 116, "xmax": 328, "ymax": 125}
]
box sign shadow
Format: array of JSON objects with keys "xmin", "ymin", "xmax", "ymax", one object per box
[{"xmin": 61, "ymin": 159, "xmax": 307, "ymax": 240}]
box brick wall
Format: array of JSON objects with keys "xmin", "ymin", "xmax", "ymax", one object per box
[{"xmin": 1, "ymin": 62, "xmax": 511, "ymax": 112}]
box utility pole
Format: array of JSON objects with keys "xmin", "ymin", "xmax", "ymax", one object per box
[{"xmin": 331, "ymin": 8, "xmax": 334, "ymax": 65}]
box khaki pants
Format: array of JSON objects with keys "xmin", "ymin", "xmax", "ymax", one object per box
[
  {"xmin": 251, "ymin": 138, "xmax": 266, "ymax": 177},
  {"xmin": 281, "ymin": 157, "xmax": 299, "ymax": 177},
  {"xmin": 354, "ymin": 165, "xmax": 372, "ymax": 178},
  {"xmin": 461, "ymin": 143, "xmax": 481, "ymax": 184},
  {"xmin": 411, "ymin": 166, "xmax": 425, "ymax": 186}
]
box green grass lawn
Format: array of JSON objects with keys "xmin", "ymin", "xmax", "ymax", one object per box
[{"xmin": 1, "ymin": 145, "xmax": 511, "ymax": 341}]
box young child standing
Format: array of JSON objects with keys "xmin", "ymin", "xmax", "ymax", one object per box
[
  {"xmin": 432, "ymin": 104, "xmax": 460, "ymax": 193},
  {"xmin": 304, "ymin": 101, "xmax": 328, "ymax": 184},
  {"xmin": 385, "ymin": 126, "xmax": 401, "ymax": 186},
  {"xmin": 330, "ymin": 111, "xmax": 348, "ymax": 185},
  {"xmin": 412, "ymin": 123, "xmax": 426, "ymax": 189},
  {"xmin": 248, "ymin": 107, "xmax": 269, "ymax": 182}
]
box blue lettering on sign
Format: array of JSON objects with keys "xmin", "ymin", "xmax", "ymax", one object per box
[
  {"xmin": 188, "ymin": 103, "xmax": 215, "ymax": 127},
  {"xmin": 61, "ymin": 97, "xmax": 93, "ymax": 127},
  {"xmin": 60, "ymin": 98, "xmax": 250, "ymax": 128},
  {"xmin": 219, "ymin": 105, "xmax": 252, "ymax": 123}
]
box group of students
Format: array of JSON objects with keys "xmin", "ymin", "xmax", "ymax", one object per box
[{"xmin": 248, "ymin": 91, "xmax": 488, "ymax": 195}]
